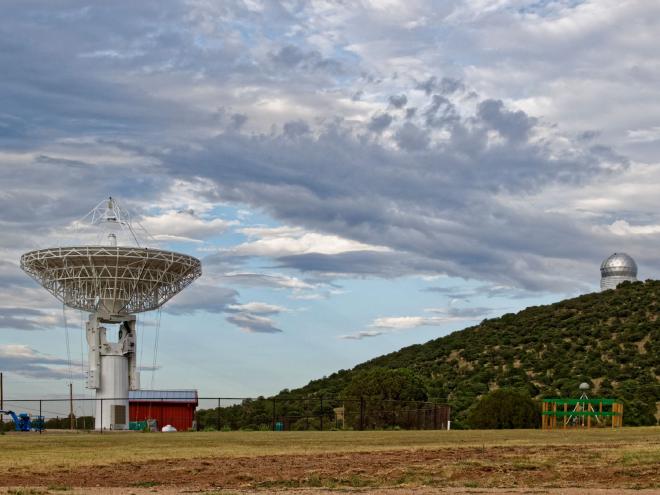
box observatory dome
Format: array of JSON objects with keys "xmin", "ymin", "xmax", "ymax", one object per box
[{"xmin": 600, "ymin": 252, "xmax": 637, "ymax": 291}]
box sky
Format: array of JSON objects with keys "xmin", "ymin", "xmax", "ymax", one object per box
[{"xmin": 1, "ymin": 0, "xmax": 659, "ymax": 407}]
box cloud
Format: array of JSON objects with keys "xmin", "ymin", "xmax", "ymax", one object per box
[
  {"xmin": 339, "ymin": 330, "xmax": 384, "ymax": 340},
  {"xmin": 0, "ymin": 0, "xmax": 658, "ymax": 318},
  {"xmin": 162, "ymin": 84, "xmax": 634, "ymax": 292},
  {"xmin": 225, "ymin": 313, "xmax": 282, "ymax": 334},
  {"xmin": 226, "ymin": 302, "xmax": 288, "ymax": 315},
  {"xmin": 0, "ymin": 344, "xmax": 82, "ymax": 379},
  {"xmin": 270, "ymin": 45, "xmax": 342, "ymax": 74},
  {"xmin": 607, "ymin": 220, "xmax": 660, "ymax": 236},
  {"xmin": 416, "ymin": 77, "xmax": 464, "ymax": 96},
  {"xmin": 422, "ymin": 283, "xmax": 533, "ymax": 300},
  {"xmin": 217, "ymin": 272, "xmax": 314, "ymax": 290},
  {"xmin": 163, "ymin": 280, "xmax": 289, "ymax": 333},
  {"xmin": 276, "ymin": 251, "xmax": 409, "ymax": 277},
  {"xmin": 477, "ymin": 99, "xmax": 536, "ymax": 143},
  {"xmin": 164, "ymin": 284, "xmax": 238, "ymax": 315},
  {"xmin": 394, "ymin": 122, "xmax": 429, "ymax": 151},
  {"xmin": 368, "ymin": 113, "xmax": 393, "ymax": 132},
  {"xmin": 388, "ymin": 94, "xmax": 408, "ymax": 109},
  {"xmin": 370, "ymin": 315, "xmax": 465, "ymax": 330},
  {"xmin": 140, "ymin": 209, "xmax": 234, "ymax": 242},
  {"xmin": 0, "ymin": 307, "xmax": 60, "ymax": 331},
  {"xmin": 231, "ymin": 226, "xmax": 390, "ymax": 258},
  {"xmin": 224, "ymin": 300, "xmax": 288, "ymax": 334},
  {"xmin": 339, "ymin": 305, "xmax": 492, "ymax": 340}
]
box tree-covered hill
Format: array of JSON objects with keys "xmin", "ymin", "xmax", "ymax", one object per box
[{"xmin": 287, "ymin": 280, "xmax": 659, "ymax": 426}]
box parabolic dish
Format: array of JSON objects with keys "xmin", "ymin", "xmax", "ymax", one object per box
[{"xmin": 20, "ymin": 246, "xmax": 202, "ymax": 316}]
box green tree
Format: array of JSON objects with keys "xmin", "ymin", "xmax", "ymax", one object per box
[
  {"xmin": 341, "ymin": 367, "xmax": 427, "ymax": 401},
  {"xmin": 467, "ymin": 389, "xmax": 539, "ymax": 429}
]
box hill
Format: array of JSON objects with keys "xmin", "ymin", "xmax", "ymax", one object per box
[
  {"xmin": 288, "ymin": 280, "xmax": 659, "ymax": 426},
  {"xmin": 197, "ymin": 280, "xmax": 659, "ymax": 429}
]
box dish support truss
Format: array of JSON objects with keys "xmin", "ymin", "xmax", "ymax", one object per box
[{"xmin": 20, "ymin": 246, "xmax": 201, "ymax": 315}]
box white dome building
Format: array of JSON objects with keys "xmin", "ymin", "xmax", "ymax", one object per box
[{"xmin": 600, "ymin": 252, "xmax": 638, "ymax": 291}]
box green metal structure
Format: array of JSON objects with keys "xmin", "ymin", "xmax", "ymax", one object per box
[{"xmin": 541, "ymin": 398, "xmax": 623, "ymax": 429}]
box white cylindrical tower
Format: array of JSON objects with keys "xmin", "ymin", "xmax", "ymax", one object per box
[
  {"xmin": 86, "ymin": 314, "xmax": 138, "ymax": 430},
  {"xmin": 600, "ymin": 252, "xmax": 638, "ymax": 291},
  {"xmin": 97, "ymin": 355, "xmax": 130, "ymax": 429}
]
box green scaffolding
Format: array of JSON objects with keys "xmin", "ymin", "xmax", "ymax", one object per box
[{"xmin": 541, "ymin": 398, "xmax": 623, "ymax": 429}]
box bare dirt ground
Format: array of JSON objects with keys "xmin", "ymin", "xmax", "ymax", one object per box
[
  {"xmin": 1, "ymin": 429, "xmax": 658, "ymax": 494},
  {"xmin": 2, "ymin": 489, "xmax": 658, "ymax": 495}
]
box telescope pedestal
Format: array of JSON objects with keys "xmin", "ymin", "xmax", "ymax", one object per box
[{"xmin": 86, "ymin": 313, "xmax": 139, "ymax": 430}]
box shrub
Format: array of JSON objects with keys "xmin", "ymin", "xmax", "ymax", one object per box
[{"xmin": 467, "ymin": 388, "xmax": 539, "ymax": 429}]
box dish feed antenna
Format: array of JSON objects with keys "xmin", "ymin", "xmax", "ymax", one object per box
[{"xmin": 20, "ymin": 197, "xmax": 202, "ymax": 430}]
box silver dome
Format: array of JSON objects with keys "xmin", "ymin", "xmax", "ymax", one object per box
[{"xmin": 600, "ymin": 252, "xmax": 638, "ymax": 291}]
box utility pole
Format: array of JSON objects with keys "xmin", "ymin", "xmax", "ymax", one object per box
[
  {"xmin": 69, "ymin": 382, "xmax": 75, "ymax": 430},
  {"xmin": 1, "ymin": 372, "xmax": 4, "ymax": 432}
]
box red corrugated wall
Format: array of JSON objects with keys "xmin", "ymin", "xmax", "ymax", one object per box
[{"xmin": 129, "ymin": 401, "xmax": 196, "ymax": 431}]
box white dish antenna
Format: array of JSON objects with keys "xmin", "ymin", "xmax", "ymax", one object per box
[{"xmin": 19, "ymin": 197, "xmax": 203, "ymax": 431}]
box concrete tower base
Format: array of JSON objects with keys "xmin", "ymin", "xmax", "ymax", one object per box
[{"xmin": 86, "ymin": 313, "xmax": 139, "ymax": 430}]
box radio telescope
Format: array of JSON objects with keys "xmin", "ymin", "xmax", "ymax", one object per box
[{"xmin": 20, "ymin": 197, "xmax": 202, "ymax": 430}]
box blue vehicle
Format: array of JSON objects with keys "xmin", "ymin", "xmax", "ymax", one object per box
[{"xmin": 0, "ymin": 410, "xmax": 44, "ymax": 432}]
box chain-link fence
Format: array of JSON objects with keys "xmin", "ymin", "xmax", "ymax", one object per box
[{"xmin": 0, "ymin": 396, "xmax": 450, "ymax": 432}]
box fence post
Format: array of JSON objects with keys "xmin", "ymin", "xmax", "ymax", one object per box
[
  {"xmin": 39, "ymin": 400, "xmax": 42, "ymax": 435},
  {"xmin": 433, "ymin": 403, "xmax": 437, "ymax": 430},
  {"xmin": 217, "ymin": 398, "xmax": 221, "ymax": 431},
  {"xmin": 100, "ymin": 398, "xmax": 103, "ymax": 434},
  {"xmin": 359, "ymin": 396, "xmax": 365, "ymax": 431},
  {"xmin": 320, "ymin": 396, "xmax": 323, "ymax": 431},
  {"xmin": 272, "ymin": 399, "xmax": 276, "ymax": 431}
]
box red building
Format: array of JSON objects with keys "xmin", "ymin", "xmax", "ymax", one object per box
[{"xmin": 129, "ymin": 390, "xmax": 198, "ymax": 431}]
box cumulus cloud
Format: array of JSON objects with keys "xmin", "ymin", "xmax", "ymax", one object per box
[
  {"xmin": 0, "ymin": 307, "xmax": 60, "ymax": 331},
  {"xmin": 161, "ymin": 82, "xmax": 638, "ymax": 292},
  {"xmin": 394, "ymin": 122, "xmax": 429, "ymax": 151},
  {"xmin": 368, "ymin": 113, "xmax": 393, "ymax": 133},
  {"xmin": 217, "ymin": 272, "xmax": 314, "ymax": 290},
  {"xmin": 339, "ymin": 305, "xmax": 492, "ymax": 340},
  {"xmin": 388, "ymin": 94, "xmax": 408, "ymax": 109},
  {"xmin": 0, "ymin": 0, "xmax": 659, "ymax": 341},
  {"xmin": 339, "ymin": 330, "xmax": 384, "ymax": 340},
  {"xmin": 223, "ymin": 301, "xmax": 288, "ymax": 333},
  {"xmin": 164, "ymin": 284, "xmax": 238, "ymax": 315},
  {"xmin": 607, "ymin": 220, "xmax": 660, "ymax": 236},
  {"xmin": 0, "ymin": 344, "xmax": 82, "ymax": 379},
  {"xmin": 139, "ymin": 209, "xmax": 234, "ymax": 243},
  {"xmin": 231, "ymin": 226, "xmax": 390, "ymax": 258},
  {"xmin": 225, "ymin": 313, "xmax": 282, "ymax": 334},
  {"xmin": 164, "ymin": 281, "xmax": 289, "ymax": 334},
  {"xmin": 370, "ymin": 315, "xmax": 462, "ymax": 329},
  {"xmin": 226, "ymin": 302, "xmax": 288, "ymax": 315}
]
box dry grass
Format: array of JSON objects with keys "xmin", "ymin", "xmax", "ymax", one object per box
[
  {"xmin": 0, "ymin": 427, "xmax": 657, "ymax": 471},
  {"xmin": 0, "ymin": 427, "xmax": 658, "ymax": 491}
]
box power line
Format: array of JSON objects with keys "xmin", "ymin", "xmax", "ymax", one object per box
[
  {"xmin": 79, "ymin": 310, "xmax": 86, "ymax": 384},
  {"xmin": 150, "ymin": 307, "xmax": 162, "ymax": 389},
  {"xmin": 62, "ymin": 303, "xmax": 73, "ymax": 384},
  {"xmin": 139, "ymin": 312, "xmax": 145, "ymax": 374}
]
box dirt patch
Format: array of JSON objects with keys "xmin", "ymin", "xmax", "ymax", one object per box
[
  {"xmin": 1, "ymin": 445, "xmax": 658, "ymax": 492},
  {"xmin": 2, "ymin": 487, "xmax": 660, "ymax": 495}
]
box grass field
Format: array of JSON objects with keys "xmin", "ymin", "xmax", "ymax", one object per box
[{"xmin": 1, "ymin": 427, "xmax": 659, "ymax": 494}]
